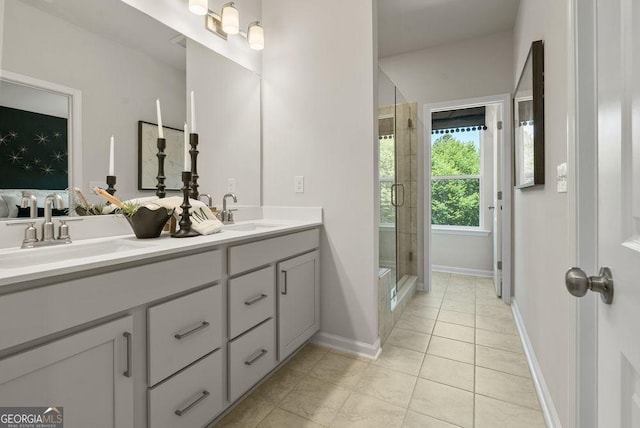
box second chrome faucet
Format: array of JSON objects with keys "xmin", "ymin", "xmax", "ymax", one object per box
[{"xmin": 217, "ymin": 193, "xmax": 238, "ymax": 224}]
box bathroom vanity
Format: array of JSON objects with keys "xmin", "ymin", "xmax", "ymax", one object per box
[{"xmin": 0, "ymin": 215, "xmax": 321, "ymax": 427}]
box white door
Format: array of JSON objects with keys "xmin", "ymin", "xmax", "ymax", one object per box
[{"xmin": 593, "ymin": 0, "xmax": 640, "ymax": 425}]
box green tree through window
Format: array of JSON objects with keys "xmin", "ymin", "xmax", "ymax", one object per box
[{"xmin": 431, "ymin": 133, "xmax": 480, "ymax": 227}]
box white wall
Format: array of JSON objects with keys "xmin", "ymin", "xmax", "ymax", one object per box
[
  {"xmin": 186, "ymin": 38, "xmax": 261, "ymax": 206},
  {"xmin": 379, "ymin": 31, "xmax": 513, "ymax": 106},
  {"xmin": 512, "ymin": 0, "xmax": 572, "ymax": 425},
  {"xmin": 262, "ymin": 0, "xmax": 379, "ymax": 352},
  {"xmin": 121, "ymin": 0, "xmax": 262, "ymax": 74},
  {"xmin": 379, "ymin": 32, "xmax": 512, "ymax": 280},
  {"xmin": 2, "ymin": 1, "xmax": 185, "ymax": 200}
]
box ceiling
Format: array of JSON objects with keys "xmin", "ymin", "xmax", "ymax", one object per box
[{"xmin": 377, "ymin": 0, "xmax": 521, "ymax": 58}]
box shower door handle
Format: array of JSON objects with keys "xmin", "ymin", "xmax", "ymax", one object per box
[{"xmin": 391, "ymin": 184, "xmax": 405, "ymax": 207}]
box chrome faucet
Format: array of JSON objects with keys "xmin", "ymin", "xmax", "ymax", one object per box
[
  {"xmin": 198, "ymin": 193, "xmax": 213, "ymax": 207},
  {"xmin": 43, "ymin": 193, "xmax": 64, "ymax": 241},
  {"xmin": 218, "ymin": 193, "xmax": 238, "ymax": 224},
  {"xmin": 20, "ymin": 194, "xmax": 39, "ymax": 246}
]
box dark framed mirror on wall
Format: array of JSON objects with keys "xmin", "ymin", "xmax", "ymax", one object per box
[{"xmin": 513, "ymin": 40, "xmax": 544, "ymax": 188}]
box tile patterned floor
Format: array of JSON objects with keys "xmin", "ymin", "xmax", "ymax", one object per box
[{"xmin": 215, "ymin": 273, "xmax": 546, "ymax": 427}]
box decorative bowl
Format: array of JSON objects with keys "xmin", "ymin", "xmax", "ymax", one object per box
[{"xmin": 125, "ymin": 206, "xmax": 173, "ymax": 239}]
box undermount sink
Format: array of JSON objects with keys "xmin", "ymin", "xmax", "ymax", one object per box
[
  {"xmin": 0, "ymin": 238, "xmax": 154, "ymax": 269},
  {"xmin": 222, "ymin": 223, "xmax": 280, "ymax": 232}
]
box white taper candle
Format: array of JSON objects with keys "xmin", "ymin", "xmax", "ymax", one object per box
[
  {"xmin": 184, "ymin": 123, "xmax": 190, "ymax": 171},
  {"xmin": 190, "ymin": 91, "xmax": 196, "ymax": 134},
  {"xmin": 108, "ymin": 135, "xmax": 114, "ymax": 176},
  {"xmin": 156, "ymin": 99, "xmax": 164, "ymax": 138}
]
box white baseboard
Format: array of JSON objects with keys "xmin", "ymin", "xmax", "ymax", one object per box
[
  {"xmin": 511, "ymin": 299, "xmax": 562, "ymax": 428},
  {"xmin": 432, "ymin": 264, "xmax": 493, "ymax": 277},
  {"xmin": 311, "ymin": 331, "xmax": 381, "ymax": 360}
]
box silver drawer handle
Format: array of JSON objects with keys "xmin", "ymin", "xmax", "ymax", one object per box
[
  {"xmin": 174, "ymin": 390, "xmax": 210, "ymax": 416},
  {"xmin": 174, "ymin": 321, "xmax": 210, "ymax": 340},
  {"xmin": 123, "ymin": 332, "xmax": 132, "ymax": 378},
  {"xmin": 245, "ymin": 349, "xmax": 268, "ymax": 366},
  {"xmin": 244, "ymin": 294, "xmax": 268, "ymax": 306},
  {"xmin": 282, "ymin": 270, "xmax": 288, "ymax": 295}
]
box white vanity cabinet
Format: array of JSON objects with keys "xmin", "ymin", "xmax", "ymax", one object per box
[
  {"xmin": 0, "ymin": 315, "xmax": 134, "ymax": 427},
  {"xmin": 226, "ymin": 228, "xmax": 320, "ymax": 403},
  {"xmin": 278, "ymin": 250, "xmax": 320, "ymax": 361},
  {"xmin": 0, "ymin": 225, "xmax": 321, "ymax": 428}
]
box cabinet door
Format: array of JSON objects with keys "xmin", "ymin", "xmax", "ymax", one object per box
[
  {"xmin": 0, "ymin": 316, "xmax": 134, "ymax": 428},
  {"xmin": 278, "ymin": 250, "xmax": 320, "ymax": 361}
]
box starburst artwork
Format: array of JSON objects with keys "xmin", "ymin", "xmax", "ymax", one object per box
[
  {"xmin": 7, "ymin": 151, "xmax": 23, "ymax": 164},
  {"xmin": 40, "ymin": 164, "xmax": 54, "ymax": 175},
  {"xmin": 35, "ymin": 133, "xmax": 49, "ymax": 144},
  {"xmin": 1, "ymin": 106, "xmax": 68, "ymax": 189}
]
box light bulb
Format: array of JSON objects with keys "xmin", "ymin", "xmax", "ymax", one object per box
[
  {"xmin": 188, "ymin": 0, "xmax": 208, "ymax": 16},
  {"xmin": 247, "ymin": 22, "xmax": 264, "ymax": 50},
  {"xmin": 221, "ymin": 2, "xmax": 240, "ymax": 35}
]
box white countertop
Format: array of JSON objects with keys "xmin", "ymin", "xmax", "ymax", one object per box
[{"xmin": 0, "ymin": 208, "xmax": 322, "ymax": 288}]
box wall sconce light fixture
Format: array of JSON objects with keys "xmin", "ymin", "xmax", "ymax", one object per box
[
  {"xmin": 247, "ymin": 21, "xmax": 264, "ymax": 51},
  {"xmin": 188, "ymin": 0, "xmax": 208, "ymax": 16},
  {"xmin": 221, "ymin": 2, "xmax": 240, "ymax": 35},
  {"xmin": 197, "ymin": 1, "xmax": 264, "ymax": 50}
]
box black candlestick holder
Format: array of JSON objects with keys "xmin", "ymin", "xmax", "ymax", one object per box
[
  {"xmin": 189, "ymin": 133, "xmax": 199, "ymax": 200},
  {"xmin": 156, "ymin": 137, "xmax": 167, "ymax": 198},
  {"xmin": 106, "ymin": 175, "xmax": 117, "ymax": 199},
  {"xmin": 171, "ymin": 171, "xmax": 199, "ymax": 238}
]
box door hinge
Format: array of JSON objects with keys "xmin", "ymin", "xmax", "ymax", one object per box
[
  {"xmin": 408, "ymin": 118, "xmax": 413, "ymax": 129},
  {"xmin": 497, "ymin": 191, "xmax": 503, "ymax": 200},
  {"xmin": 497, "ymin": 121, "xmax": 503, "ymax": 130},
  {"xmin": 497, "ymin": 261, "xmax": 502, "ymax": 270}
]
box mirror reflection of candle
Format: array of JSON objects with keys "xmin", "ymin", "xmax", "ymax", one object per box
[
  {"xmin": 156, "ymin": 99, "xmax": 164, "ymax": 138},
  {"xmin": 190, "ymin": 91, "xmax": 196, "ymax": 134},
  {"xmin": 184, "ymin": 123, "xmax": 190, "ymax": 171},
  {"xmin": 108, "ymin": 135, "xmax": 114, "ymax": 176}
]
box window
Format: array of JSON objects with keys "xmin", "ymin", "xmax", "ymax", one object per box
[
  {"xmin": 379, "ymin": 133, "xmax": 395, "ymax": 225},
  {"xmin": 431, "ymin": 130, "xmax": 481, "ymax": 228}
]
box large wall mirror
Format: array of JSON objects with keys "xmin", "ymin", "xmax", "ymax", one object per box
[
  {"xmin": 513, "ymin": 40, "xmax": 544, "ymax": 188},
  {"xmin": 0, "ymin": 0, "xmax": 261, "ymax": 220}
]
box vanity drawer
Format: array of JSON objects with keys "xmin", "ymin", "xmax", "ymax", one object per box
[
  {"xmin": 229, "ymin": 266, "xmax": 275, "ymax": 339},
  {"xmin": 148, "ymin": 350, "xmax": 223, "ymax": 428},
  {"xmin": 148, "ymin": 285, "xmax": 222, "ymax": 386},
  {"xmin": 228, "ymin": 229, "xmax": 319, "ymax": 275},
  {"xmin": 228, "ymin": 319, "xmax": 276, "ymax": 402}
]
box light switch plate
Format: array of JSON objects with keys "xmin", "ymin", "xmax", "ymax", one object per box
[
  {"xmin": 557, "ymin": 163, "xmax": 567, "ymax": 193},
  {"xmin": 295, "ymin": 176, "xmax": 304, "ymax": 193},
  {"xmin": 227, "ymin": 178, "xmax": 236, "ymax": 193}
]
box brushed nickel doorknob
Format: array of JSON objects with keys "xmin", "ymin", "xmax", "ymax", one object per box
[{"xmin": 565, "ymin": 267, "xmax": 614, "ymax": 304}]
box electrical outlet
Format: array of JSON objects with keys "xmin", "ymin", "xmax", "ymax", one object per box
[
  {"xmin": 227, "ymin": 178, "xmax": 236, "ymax": 193},
  {"xmin": 295, "ymin": 176, "xmax": 304, "ymax": 193}
]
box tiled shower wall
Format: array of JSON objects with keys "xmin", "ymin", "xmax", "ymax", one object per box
[{"xmin": 396, "ymin": 102, "xmax": 418, "ymax": 278}]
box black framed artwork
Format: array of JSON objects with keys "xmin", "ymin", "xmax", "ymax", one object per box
[{"xmin": 137, "ymin": 120, "xmax": 185, "ymax": 191}]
